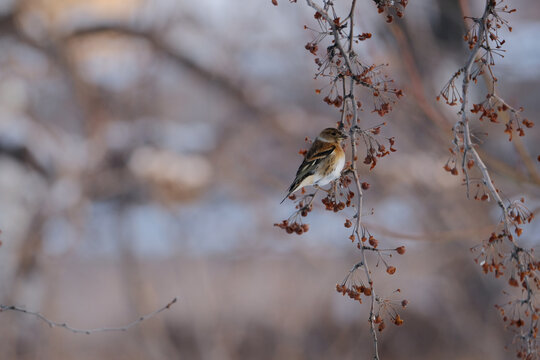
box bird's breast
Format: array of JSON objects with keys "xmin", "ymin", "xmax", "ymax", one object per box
[
  {"xmin": 331, "ymin": 151, "xmax": 346, "ymax": 179},
  {"xmin": 316, "ymin": 149, "xmax": 345, "ymax": 186}
]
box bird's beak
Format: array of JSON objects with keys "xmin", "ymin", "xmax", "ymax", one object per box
[{"xmin": 339, "ymin": 130, "xmax": 349, "ymax": 140}]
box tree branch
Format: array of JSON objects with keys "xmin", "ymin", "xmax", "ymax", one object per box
[
  {"xmin": 303, "ymin": 1, "xmax": 380, "ymax": 358},
  {"xmin": 0, "ymin": 297, "xmax": 177, "ymax": 335},
  {"xmin": 446, "ymin": 0, "xmax": 538, "ymax": 357}
]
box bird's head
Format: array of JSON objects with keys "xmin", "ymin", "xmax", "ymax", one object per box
[{"xmin": 318, "ymin": 127, "xmax": 348, "ymax": 142}]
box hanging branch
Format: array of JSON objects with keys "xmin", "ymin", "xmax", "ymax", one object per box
[
  {"xmin": 275, "ymin": 1, "xmax": 408, "ymax": 359},
  {"xmin": 439, "ymin": 1, "xmax": 538, "ymax": 358}
]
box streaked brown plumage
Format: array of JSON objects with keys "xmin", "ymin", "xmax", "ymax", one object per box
[{"xmin": 281, "ymin": 128, "xmax": 347, "ymax": 203}]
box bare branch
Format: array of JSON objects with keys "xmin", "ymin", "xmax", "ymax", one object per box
[
  {"xmin": 0, "ymin": 297, "xmax": 177, "ymax": 335},
  {"xmin": 66, "ymin": 24, "xmax": 264, "ymax": 115}
]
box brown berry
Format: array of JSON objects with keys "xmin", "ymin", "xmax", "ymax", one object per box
[{"xmin": 363, "ymin": 287, "xmax": 372, "ymax": 296}]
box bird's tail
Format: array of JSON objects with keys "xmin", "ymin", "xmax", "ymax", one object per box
[
  {"xmin": 280, "ymin": 180, "xmax": 301, "ymax": 204},
  {"xmin": 280, "ymin": 192, "xmax": 292, "ymax": 204}
]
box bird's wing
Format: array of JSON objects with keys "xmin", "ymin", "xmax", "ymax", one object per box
[
  {"xmin": 305, "ymin": 139, "xmax": 336, "ymax": 163},
  {"xmin": 288, "ymin": 140, "xmax": 336, "ymax": 192}
]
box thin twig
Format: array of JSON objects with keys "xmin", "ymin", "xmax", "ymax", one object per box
[{"xmin": 0, "ymin": 297, "xmax": 177, "ymax": 335}]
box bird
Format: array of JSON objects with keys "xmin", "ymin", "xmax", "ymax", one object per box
[{"xmin": 281, "ymin": 127, "xmax": 348, "ymax": 203}]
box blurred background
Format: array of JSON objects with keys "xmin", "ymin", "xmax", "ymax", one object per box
[{"xmin": 0, "ymin": 0, "xmax": 538, "ymax": 359}]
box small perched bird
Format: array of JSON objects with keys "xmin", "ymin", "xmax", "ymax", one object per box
[{"xmin": 281, "ymin": 127, "xmax": 348, "ymax": 203}]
